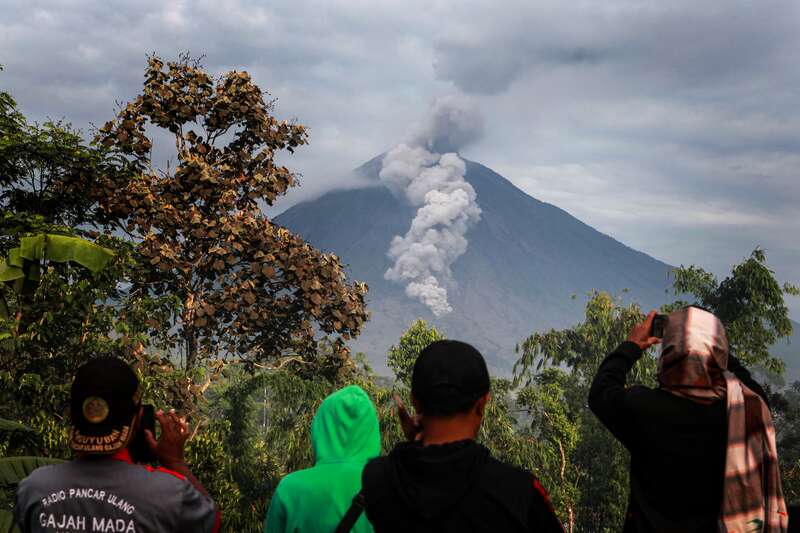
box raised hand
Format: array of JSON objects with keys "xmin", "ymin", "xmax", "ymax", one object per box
[
  {"xmin": 394, "ymin": 394, "xmax": 422, "ymax": 442},
  {"xmin": 627, "ymin": 310, "xmax": 662, "ymax": 350},
  {"xmin": 144, "ymin": 409, "xmax": 190, "ymax": 468}
]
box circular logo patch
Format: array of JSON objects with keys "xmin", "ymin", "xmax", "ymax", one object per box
[{"xmin": 82, "ymin": 397, "xmax": 110, "ymax": 424}]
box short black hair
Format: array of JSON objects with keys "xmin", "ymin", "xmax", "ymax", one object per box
[{"xmin": 411, "ymin": 340, "xmax": 491, "ymax": 417}]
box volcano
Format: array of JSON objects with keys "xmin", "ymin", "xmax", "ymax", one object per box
[{"xmin": 276, "ymin": 155, "xmax": 674, "ymax": 374}]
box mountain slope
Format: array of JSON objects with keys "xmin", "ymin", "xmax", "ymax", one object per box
[{"xmin": 277, "ymin": 157, "xmax": 675, "ymax": 373}]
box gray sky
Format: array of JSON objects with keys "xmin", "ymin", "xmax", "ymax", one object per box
[{"xmin": 2, "ymin": 0, "xmax": 798, "ymax": 318}]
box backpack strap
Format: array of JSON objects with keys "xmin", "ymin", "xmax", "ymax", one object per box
[{"xmin": 334, "ymin": 491, "xmax": 367, "ymax": 533}]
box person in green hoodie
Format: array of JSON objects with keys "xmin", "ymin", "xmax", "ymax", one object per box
[{"xmin": 264, "ymin": 385, "xmax": 380, "ymax": 533}]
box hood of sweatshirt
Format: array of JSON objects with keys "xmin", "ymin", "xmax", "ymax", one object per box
[
  {"xmin": 384, "ymin": 439, "xmax": 489, "ymax": 520},
  {"xmin": 311, "ymin": 385, "xmax": 381, "ymax": 465}
]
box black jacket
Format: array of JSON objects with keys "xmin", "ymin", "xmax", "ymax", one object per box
[
  {"xmin": 588, "ymin": 341, "xmax": 770, "ymax": 533},
  {"xmin": 362, "ymin": 439, "xmax": 564, "ymax": 532}
]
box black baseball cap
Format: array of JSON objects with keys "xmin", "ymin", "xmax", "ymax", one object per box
[
  {"xmin": 411, "ymin": 340, "xmax": 491, "ymax": 416},
  {"xmin": 70, "ymin": 357, "xmax": 142, "ymax": 455}
]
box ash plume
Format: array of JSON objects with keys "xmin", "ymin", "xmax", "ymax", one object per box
[
  {"xmin": 380, "ymin": 95, "xmax": 483, "ymax": 316},
  {"xmin": 413, "ymin": 94, "xmax": 485, "ymax": 153}
]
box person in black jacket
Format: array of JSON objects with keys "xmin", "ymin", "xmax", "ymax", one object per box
[
  {"xmin": 360, "ymin": 340, "xmax": 564, "ymax": 533},
  {"xmin": 589, "ymin": 307, "xmax": 787, "ymax": 532}
]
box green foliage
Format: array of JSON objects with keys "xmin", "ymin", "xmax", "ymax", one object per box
[
  {"xmin": 185, "ymin": 420, "xmax": 258, "ymax": 533},
  {"xmin": 1, "ymin": 234, "xmax": 114, "ymax": 279},
  {"xmin": 387, "ymin": 318, "xmax": 444, "ymax": 388},
  {"xmin": 0, "ymin": 72, "xmax": 122, "ymax": 232},
  {"xmin": 0, "ymin": 74, "xmax": 158, "ymax": 424},
  {"xmin": 515, "ymin": 292, "xmax": 657, "ymax": 388},
  {"xmin": 670, "ymin": 248, "xmax": 798, "ymax": 374},
  {"xmin": 514, "ymin": 369, "xmax": 580, "ymax": 525},
  {"xmin": 225, "ymin": 371, "xmax": 317, "ymax": 502},
  {"xmin": 0, "ymin": 233, "xmax": 115, "ymax": 308},
  {"xmin": 0, "ymin": 231, "xmax": 144, "ymax": 422},
  {"xmin": 769, "ymin": 382, "xmax": 800, "ymax": 504},
  {"xmin": 381, "ymin": 319, "xmax": 443, "ymax": 459},
  {"xmin": 18, "ymin": 415, "xmax": 70, "ymax": 460},
  {"xmin": 516, "ymin": 291, "xmax": 655, "ymax": 532}
]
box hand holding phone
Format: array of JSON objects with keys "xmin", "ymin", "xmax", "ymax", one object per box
[
  {"xmin": 626, "ymin": 310, "xmax": 663, "ymax": 350},
  {"xmin": 144, "ymin": 409, "xmax": 192, "ymax": 469},
  {"xmin": 651, "ymin": 314, "xmax": 668, "ymax": 338}
]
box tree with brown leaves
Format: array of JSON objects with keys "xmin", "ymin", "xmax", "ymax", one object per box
[{"xmin": 95, "ymin": 55, "xmax": 369, "ymax": 372}]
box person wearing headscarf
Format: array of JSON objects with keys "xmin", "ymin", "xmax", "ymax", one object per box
[{"xmin": 589, "ymin": 306, "xmax": 787, "ymax": 532}]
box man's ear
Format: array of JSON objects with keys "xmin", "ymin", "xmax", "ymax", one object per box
[{"xmin": 474, "ymin": 393, "xmax": 491, "ymax": 417}]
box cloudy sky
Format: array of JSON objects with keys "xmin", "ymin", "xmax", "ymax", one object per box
[{"xmin": 2, "ymin": 0, "xmax": 798, "ymax": 318}]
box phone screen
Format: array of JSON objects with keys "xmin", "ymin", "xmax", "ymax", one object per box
[{"xmin": 651, "ymin": 315, "xmax": 667, "ymax": 338}]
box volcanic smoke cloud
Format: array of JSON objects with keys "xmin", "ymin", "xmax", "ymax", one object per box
[{"xmin": 379, "ymin": 95, "xmax": 484, "ymax": 316}]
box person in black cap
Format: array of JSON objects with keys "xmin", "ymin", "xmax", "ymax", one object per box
[
  {"xmin": 342, "ymin": 340, "xmax": 564, "ymax": 533},
  {"xmin": 14, "ymin": 357, "xmax": 220, "ymax": 533}
]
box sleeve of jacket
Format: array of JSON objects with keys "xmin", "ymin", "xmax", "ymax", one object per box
[
  {"xmin": 177, "ymin": 481, "xmax": 218, "ymax": 532},
  {"xmin": 264, "ymin": 486, "xmax": 288, "ymax": 533},
  {"xmin": 727, "ymin": 353, "xmax": 770, "ymax": 408},
  {"xmin": 528, "ymin": 478, "xmax": 565, "ymax": 533},
  {"xmin": 14, "ymin": 476, "xmax": 32, "ymax": 533},
  {"xmin": 588, "ymin": 341, "xmax": 643, "ymax": 448}
]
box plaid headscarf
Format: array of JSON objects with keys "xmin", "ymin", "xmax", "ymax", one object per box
[{"xmin": 658, "ymin": 306, "xmax": 788, "ymax": 533}]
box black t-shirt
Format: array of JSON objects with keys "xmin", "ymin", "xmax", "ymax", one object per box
[
  {"xmin": 362, "ymin": 439, "xmax": 564, "ymax": 532},
  {"xmin": 588, "ymin": 342, "xmax": 770, "ymax": 533}
]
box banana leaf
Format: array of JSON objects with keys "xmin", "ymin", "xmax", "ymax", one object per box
[
  {"xmin": 0, "ymin": 249, "xmax": 24, "ymax": 282},
  {"xmin": 19, "ymin": 234, "xmax": 114, "ymax": 272},
  {"xmin": 0, "ymin": 234, "xmax": 114, "ymax": 286},
  {"xmin": 6, "ymin": 249, "xmax": 22, "ymax": 269},
  {"xmin": 17, "ymin": 235, "xmax": 45, "ymax": 263},
  {"xmin": 0, "ymin": 263, "xmax": 23, "ymax": 283},
  {"xmin": 0, "ymin": 419, "xmax": 32, "ymax": 434},
  {"xmin": 0, "ymin": 457, "xmax": 65, "ymax": 486}
]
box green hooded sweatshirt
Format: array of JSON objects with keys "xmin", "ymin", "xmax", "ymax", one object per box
[{"xmin": 264, "ymin": 385, "xmax": 380, "ymax": 533}]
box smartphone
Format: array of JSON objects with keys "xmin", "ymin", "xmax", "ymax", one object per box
[
  {"xmin": 651, "ymin": 314, "xmax": 668, "ymax": 338},
  {"xmin": 129, "ymin": 404, "xmax": 157, "ymax": 464}
]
